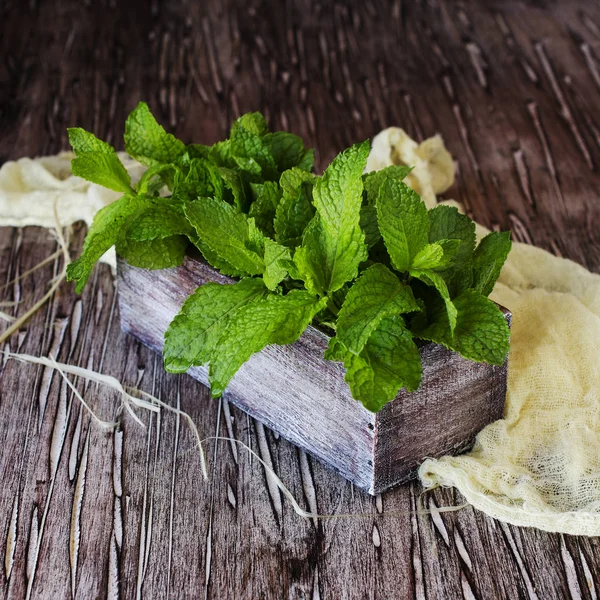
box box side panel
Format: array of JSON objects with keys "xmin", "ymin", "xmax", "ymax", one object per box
[
  {"xmin": 373, "ymin": 327, "xmax": 509, "ymax": 495},
  {"xmin": 117, "ymin": 257, "xmax": 376, "ymax": 491}
]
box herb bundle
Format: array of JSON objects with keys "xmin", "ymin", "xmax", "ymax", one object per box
[{"xmin": 67, "ymin": 103, "xmax": 511, "ymax": 412}]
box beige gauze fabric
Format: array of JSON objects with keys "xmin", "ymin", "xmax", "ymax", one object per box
[
  {"xmin": 0, "ymin": 152, "xmax": 145, "ymax": 269},
  {"xmin": 2, "ymin": 132, "xmax": 600, "ymax": 535}
]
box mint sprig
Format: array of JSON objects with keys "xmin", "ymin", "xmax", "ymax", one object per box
[{"xmin": 67, "ymin": 104, "xmax": 511, "ymax": 412}]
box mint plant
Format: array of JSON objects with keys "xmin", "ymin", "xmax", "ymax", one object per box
[{"xmin": 67, "ymin": 103, "xmax": 511, "ymax": 412}]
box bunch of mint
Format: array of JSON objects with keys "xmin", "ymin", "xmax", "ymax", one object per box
[{"xmin": 67, "ymin": 103, "xmax": 511, "ymax": 412}]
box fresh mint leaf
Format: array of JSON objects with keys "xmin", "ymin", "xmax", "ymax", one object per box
[
  {"xmin": 297, "ymin": 148, "xmax": 315, "ymax": 172},
  {"xmin": 230, "ymin": 117, "xmax": 277, "ymax": 180},
  {"xmin": 363, "ymin": 165, "xmax": 412, "ymax": 205},
  {"xmin": 473, "ymin": 231, "xmax": 512, "ymax": 296},
  {"xmin": 136, "ymin": 164, "xmax": 177, "ymax": 195},
  {"xmin": 186, "ymin": 143, "xmax": 211, "ymax": 159},
  {"xmin": 411, "ymin": 239, "xmax": 461, "ymax": 270},
  {"xmin": 408, "ymin": 285, "xmax": 453, "ymax": 348},
  {"xmin": 327, "ymin": 315, "xmax": 422, "ymax": 412},
  {"xmin": 217, "ymin": 167, "xmax": 247, "ymax": 211},
  {"xmin": 247, "ymin": 218, "xmax": 267, "ymax": 255},
  {"xmin": 264, "ymin": 131, "xmax": 314, "ymax": 172},
  {"xmin": 192, "ymin": 239, "xmax": 244, "ymax": 278},
  {"xmin": 452, "ymin": 290, "xmax": 510, "ymax": 364},
  {"xmin": 68, "ymin": 108, "xmax": 513, "ymax": 413},
  {"xmin": 411, "ymin": 243, "xmax": 444, "ymax": 270},
  {"xmin": 173, "ymin": 159, "xmax": 225, "ymax": 202},
  {"xmin": 67, "ymin": 128, "xmax": 133, "ymax": 193},
  {"xmin": 249, "ymin": 181, "xmax": 282, "ymax": 236},
  {"xmin": 274, "ymin": 168, "xmax": 315, "ymax": 248},
  {"xmin": 435, "ymin": 239, "xmax": 462, "ymax": 268},
  {"xmin": 208, "ymin": 291, "xmax": 327, "ymax": 395},
  {"xmin": 263, "ymin": 238, "xmax": 291, "ymax": 290},
  {"xmin": 409, "ymin": 269, "xmax": 458, "ymax": 333},
  {"xmin": 377, "ymin": 178, "xmax": 429, "ymax": 272},
  {"xmin": 164, "ymin": 278, "xmax": 268, "ymax": 373},
  {"xmin": 236, "ymin": 112, "xmax": 270, "ymax": 136},
  {"xmin": 123, "ymin": 199, "xmax": 193, "ymax": 241},
  {"xmin": 277, "ymin": 258, "xmax": 303, "ymax": 281},
  {"xmin": 67, "ymin": 195, "xmax": 148, "ymax": 293},
  {"xmin": 68, "ymin": 128, "xmax": 115, "ymax": 154},
  {"xmin": 411, "ymin": 289, "xmax": 509, "ymax": 365},
  {"xmin": 359, "ymin": 205, "xmax": 380, "ymax": 248},
  {"xmin": 184, "ymin": 198, "xmax": 265, "ymax": 276},
  {"xmin": 207, "ymin": 140, "xmax": 234, "ymax": 168},
  {"xmin": 124, "ymin": 102, "xmax": 186, "ymax": 166},
  {"xmin": 336, "ymin": 264, "xmax": 419, "ymax": 354},
  {"xmin": 323, "ymin": 336, "xmax": 347, "ymax": 362},
  {"xmin": 116, "ymin": 235, "xmax": 188, "ymax": 270},
  {"xmin": 233, "ymin": 156, "xmax": 263, "ymax": 177},
  {"xmin": 294, "ymin": 141, "xmax": 370, "ymax": 295},
  {"xmin": 427, "ymin": 205, "xmax": 476, "ymax": 296}
]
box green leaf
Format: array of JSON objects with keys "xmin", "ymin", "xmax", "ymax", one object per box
[
  {"xmin": 123, "ymin": 200, "xmax": 193, "ymax": 241},
  {"xmin": 264, "ymin": 131, "xmax": 314, "ymax": 172},
  {"xmin": 192, "ymin": 239, "xmax": 244, "ymax": 278},
  {"xmin": 247, "ymin": 218, "xmax": 266, "ymax": 255},
  {"xmin": 235, "ymin": 112, "xmax": 270, "ymax": 136},
  {"xmin": 173, "ymin": 158, "xmax": 225, "ymax": 202},
  {"xmin": 66, "ymin": 195, "xmax": 148, "ymax": 293},
  {"xmin": 408, "ymin": 285, "xmax": 453, "ymax": 348},
  {"xmin": 164, "ymin": 278, "xmax": 268, "ymax": 373},
  {"xmin": 230, "ymin": 116, "xmax": 277, "ymax": 180},
  {"xmin": 208, "ymin": 291, "xmax": 327, "ymax": 395},
  {"xmin": 136, "ymin": 164, "xmax": 178, "ymax": 195},
  {"xmin": 186, "ymin": 143, "xmax": 211, "ymax": 159},
  {"xmin": 217, "ymin": 167, "xmax": 247, "ymax": 211},
  {"xmin": 249, "ymin": 181, "xmax": 282, "ymax": 236},
  {"xmin": 336, "ymin": 264, "xmax": 419, "ymax": 354},
  {"xmin": 323, "ymin": 336, "xmax": 347, "ymax": 362},
  {"xmin": 411, "ymin": 243, "xmax": 444, "ymax": 270},
  {"xmin": 377, "ymin": 178, "xmax": 429, "ymax": 273},
  {"xmin": 184, "ymin": 198, "xmax": 265, "ymax": 276},
  {"xmin": 207, "ymin": 140, "xmax": 235, "ymax": 168},
  {"xmin": 326, "ymin": 316, "xmax": 422, "ymax": 412},
  {"xmin": 472, "ymin": 231, "xmax": 512, "ymax": 297},
  {"xmin": 67, "ymin": 128, "xmax": 133, "ymax": 193},
  {"xmin": 277, "ymin": 258, "xmax": 303, "ymax": 281},
  {"xmin": 297, "ymin": 148, "xmax": 315, "ymax": 172},
  {"xmin": 115, "ymin": 235, "xmax": 188, "ymax": 269},
  {"xmin": 363, "ymin": 165, "xmax": 412, "ymax": 205},
  {"xmin": 410, "ymin": 268, "xmax": 457, "ymax": 333},
  {"xmin": 359, "ymin": 205, "xmax": 380, "ymax": 248},
  {"xmin": 233, "ymin": 156, "xmax": 262, "ymax": 177},
  {"xmin": 435, "ymin": 239, "xmax": 462, "ymax": 268},
  {"xmin": 411, "ymin": 289, "xmax": 509, "ymax": 365},
  {"xmin": 263, "ymin": 238, "xmax": 291, "ymax": 290},
  {"xmin": 294, "ymin": 141, "xmax": 370, "ymax": 295},
  {"xmin": 411, "ymin": 240, "xmax": 461, "ymax": 270},
  {"xmin": 274, "ymin": 168, "xmax": 315, "ymax": 248},
  {"xmin": 124, "ymin": 102, "xmax": 186, "ymax": 166},
  {"xmin": 451, "ymin": 290, "xmax": 510, "ymax": 364},
  {"xmin": 427, "ymin": 205, "xmax": 476, "ymax": 296},
  {"xmin": 68, "ymin": 128, "xmax": 115, "ymax": 154}
]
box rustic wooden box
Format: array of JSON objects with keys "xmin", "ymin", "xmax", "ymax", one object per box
[{"xmin": 117, "ymin": 255, "xmax": 510, "ymax": 495}]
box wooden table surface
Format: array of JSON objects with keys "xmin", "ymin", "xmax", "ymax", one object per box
[{"xmin": 2, "ymin": 1, "xmax": 600, "ymax": 598}]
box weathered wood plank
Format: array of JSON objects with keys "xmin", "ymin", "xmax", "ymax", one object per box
[
  {"xmin": 2, "ymin": 1, "xmax": 600, "ymax": 599},
  {"xmin": 117, "ymin": 255, "xmax": 509, "ymax": 495}
]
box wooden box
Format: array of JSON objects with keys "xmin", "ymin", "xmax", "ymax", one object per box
[{"xmin": 117, "ymin": 255, "xmax": 510, "ymax": 495}]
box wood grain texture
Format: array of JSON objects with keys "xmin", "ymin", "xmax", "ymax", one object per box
[
  {"xmin": 2, "ymin": 0, "xmax": 600, "ymax": 598},
  {"xmin": 117, "ymin": 255, "xmax": 509, "ymax": 496}
]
